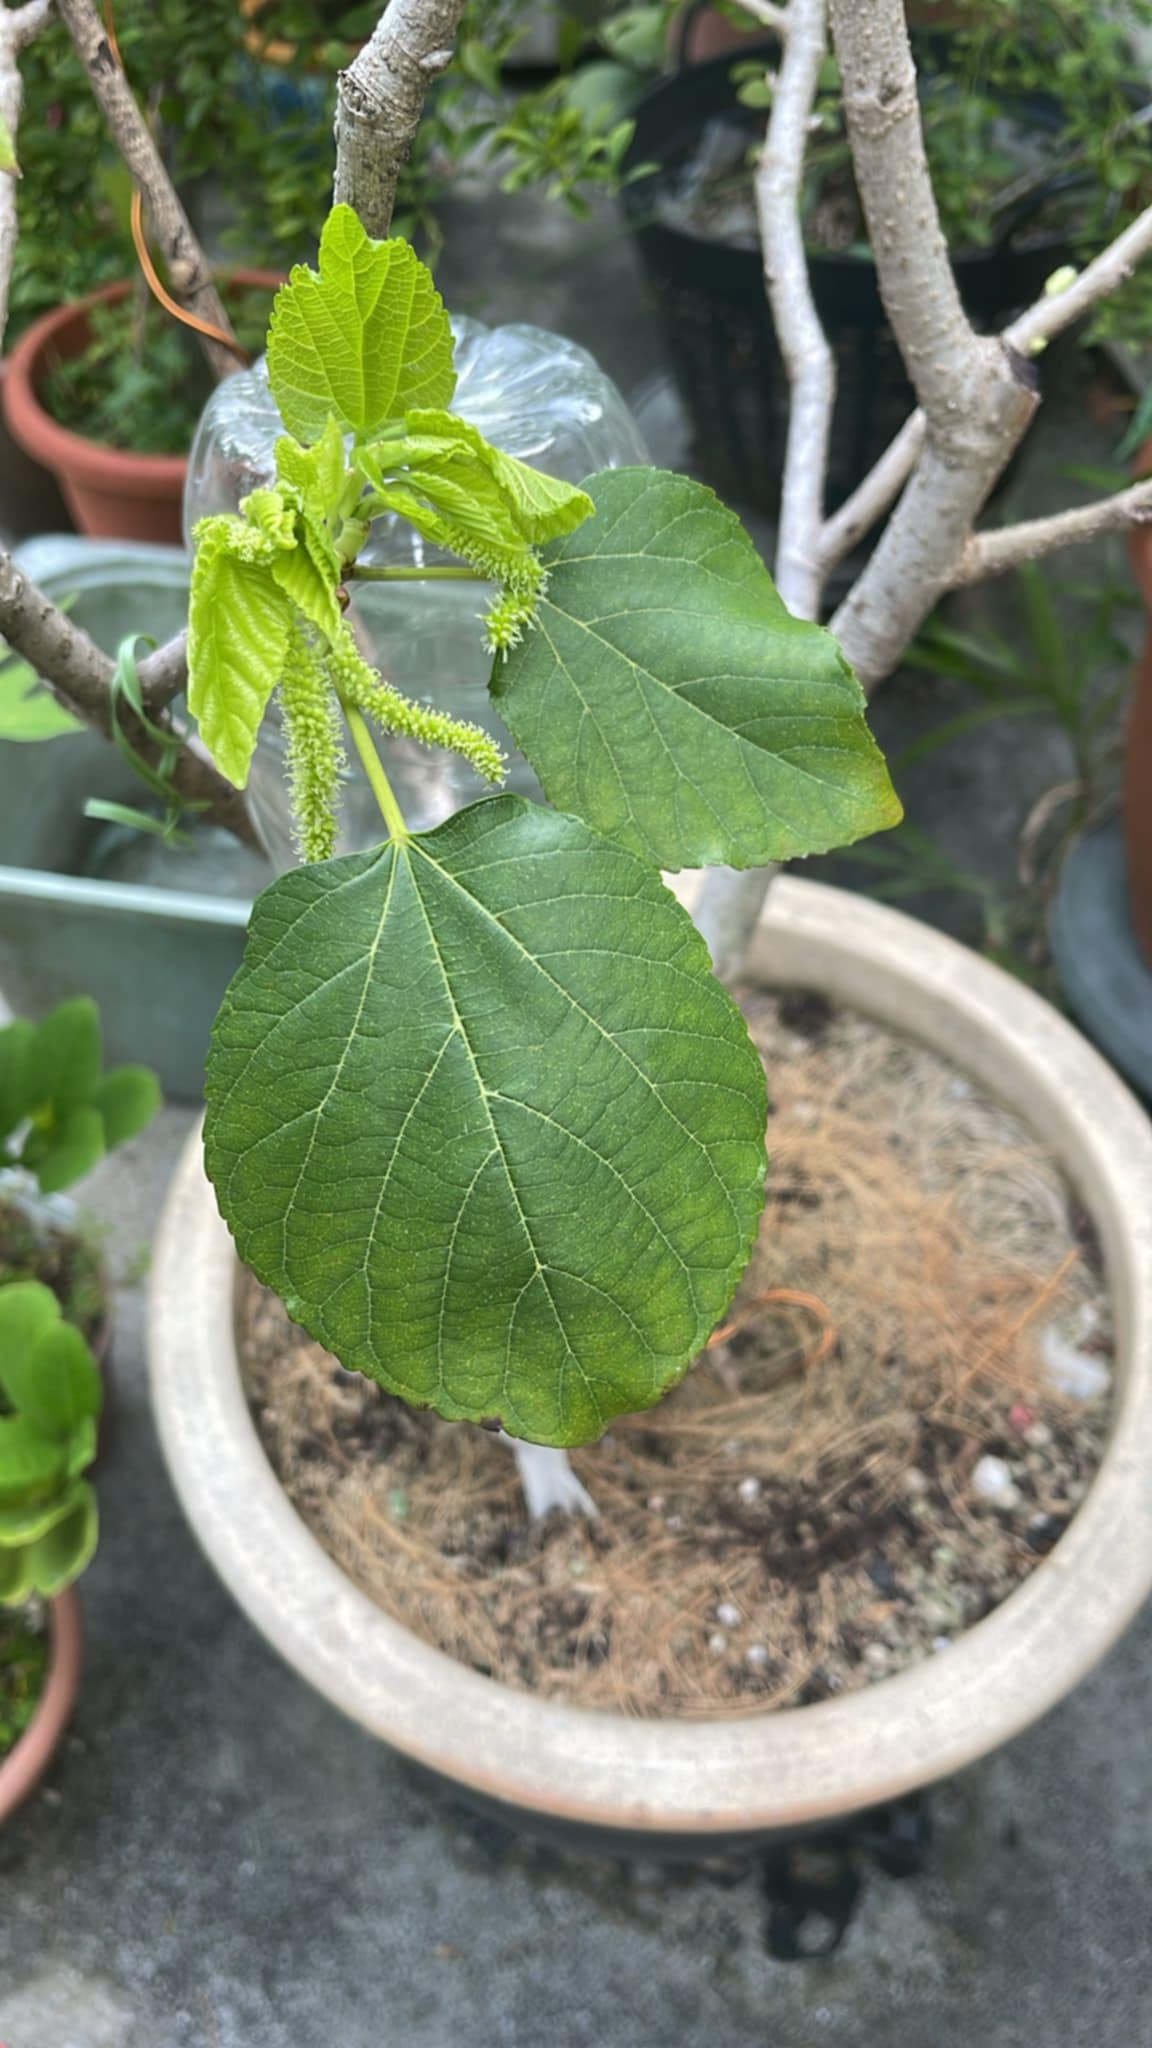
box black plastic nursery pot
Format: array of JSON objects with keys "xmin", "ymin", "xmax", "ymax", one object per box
[{"xmin": 620, "ymin": 42, "xmax": 1076, "ymax": 517}]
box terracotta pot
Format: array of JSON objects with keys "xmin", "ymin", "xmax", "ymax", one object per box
[
  {"xmin": 148, "ymin": 879, "xmax": 1152, "ymax": 1854},
  {"xmin": 2, "ymin": 273, "xmax": 282, "ymax": 546},
  {"xmin": 0, "ymin": 1588, "xmax": 83, "ymax": 1826},
  {"xmin": 0, "ymin": 359, "xmax": 74, "ymax": 540},
  {"xmin": 1124, "ymin": 441, "xmax": 1152, "ymax": 968}
]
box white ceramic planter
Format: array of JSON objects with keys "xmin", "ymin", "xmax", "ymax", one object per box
[{"xmin": 148, "ymin": 880, "xmax": 1152, "ymax": 1848}]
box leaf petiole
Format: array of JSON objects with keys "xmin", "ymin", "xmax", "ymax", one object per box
[
  {"xmin": 345, "ymin": 564, "xmax": 488, "ymax": 583},
  {"xmin": 342, "ymin": 701, "xmax": 410, "ymax": 843}
]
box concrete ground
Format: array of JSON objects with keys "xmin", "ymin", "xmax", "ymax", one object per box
[{"xmin": 2, "ymin": 182, "xmax": 1151, "ymax": 2045}]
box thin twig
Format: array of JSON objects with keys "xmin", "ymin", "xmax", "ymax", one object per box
[
  {"xmin": 819, "ymin": 199, "xmax": 1152, "ymax": 574},
  {"xmin": 0, "ymin": 0, "xmax": 55, "ymax": 350},
  {"xmin": 54, "ymin": 0, "xmax": 237, "ymax": 380},
  {"xmin": 0, "ymin": 551, "xmax": 257, "ymax": 845},
  {"xmin": 692, "ymin": 0, "xmax": 830, "ymax": 982},
  {"xmin": 953, "ymin": 479, "xmax": 1152, "ymax": 585},
  {"xmin": 333, "ymin": 0, "xmax": 470, "ymax": 239}
]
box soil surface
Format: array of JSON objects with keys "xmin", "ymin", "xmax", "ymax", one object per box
[{"xmin": 240, "ymin": 994, "xmax": 1111, "ymax": 1718}]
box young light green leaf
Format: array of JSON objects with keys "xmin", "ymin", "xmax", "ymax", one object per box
[
  {"xmin": 491, "ymin": 468, "xmax": 903, "ymax": 870},
  {"xmin": 241, "ymin": 479, "xmax": 343, "ymax": 644},
  {"xmin": 188, "ymin": 517, "xmax": 296, "ymax": 787},
  {"xmin": 205, "ymin": 795, "xmax": 767, "ymax": 1447},
  {"xmin": 395, "ymin": 411, "xmax": 593, "ymax": 544},
  {"xmin": 275, "ymin": 417, "xmax": 348, "ymax": 521},
  {"xmin": 268, "ymin": 538, "xmax": 343, "ymax": 646},
  {"xmin": 356, "ymin": 446, "xmax": 541, "ymax": 588},
  {"xmin": 0, "ymin": 652, "xmax": 82, "ymax": 741},
  {"xmin": 267, "ymin": 205, "xmax": 456, "ymax": 445}
]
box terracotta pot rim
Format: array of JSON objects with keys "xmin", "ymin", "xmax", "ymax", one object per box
[
  {"xmin": 148, "ymin": 879, "xmax": 1152, "ymax": 1839},
  {"xmin": 0, "ymin": 1587, "xmax": 83, "ymax": 1826},
  {"xmin": 2, "ymin": 271, "xmax": 283, "ymax": 488}
]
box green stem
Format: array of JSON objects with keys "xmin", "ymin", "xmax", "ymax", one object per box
[
  {"xmin": 342, "ymin": 701, "xmax": 410, "ymax": 843},
  {"xmin": 345, "ymin": 565, "xmax": 486, "ymax": 583}
]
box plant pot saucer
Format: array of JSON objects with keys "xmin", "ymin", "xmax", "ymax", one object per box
[
  {"xmin": 149, "ymin": 879, "xmax": 1152, "ymax": 1853},
  {"xmin": 1049, "ymin": 819, "xmax": 1152, "ymax": 1101}
]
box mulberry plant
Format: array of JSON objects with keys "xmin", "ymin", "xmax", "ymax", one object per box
[{"xmin": 189, "ymin": 204, "xmax": 900, "ymax": 1449}]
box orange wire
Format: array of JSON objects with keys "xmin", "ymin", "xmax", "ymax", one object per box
[{"xmin": 103, "ymin": 0, "xmax": 250, "ymax": 365}]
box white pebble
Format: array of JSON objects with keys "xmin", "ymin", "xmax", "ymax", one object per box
[
  {"xmin": 737, "ymin": 1476, "xmax": 762, "ymax": 1504},
  {"xmin": 931, "ymin": 1636, "xmax": 952, "ymax": 1654},
  {"xmin": 1023, "ymin": 1421, "xmax": 1053, "ymax": 1450},
  {"xmin": 708, "ymin": 1632, "xmax": 728, "ymax": 1655},
  {"xmin": 716, "ymin": 1600, "xmax": 742, "ymax": 1629},
  {"xmin": 901, "ymin": 1466, "xmax": 930, "ymax": 1497},
  {"xmin": 1041, "ymin": 1328, "xmax": 1111, "ymax": 1402},
  {"xmin": 646, "ymin": 1494, "xmax": 666, "ymax": 1512},
  {"xmin": 971, "ymin": 1454, "xmax": 1021, "ymax": 1508},
  {"xmin": 745, "ymin": 1643, "xmax": 770, "ymax": 1668},
  {"xmin": 863, "ymin": 1642, "xmax": 890, "ymax": 1670}
]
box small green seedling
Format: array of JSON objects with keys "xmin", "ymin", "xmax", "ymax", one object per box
[
  {"xmin": 190, "ymin": 205, "xmax": 901, "ymax": 1449},
  {"xmin": 0, "ymin": 998, "xmax": 161, "ymax": 1196},
  {"xmin": 0, "ymin": 1281, "xmax": 101, "ymax": 1605}
]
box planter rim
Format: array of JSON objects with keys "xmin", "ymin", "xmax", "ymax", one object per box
[
  {"xmin": 0, "ymin": 1588, "xmax": 83, "ymax": 1826},
  {"xmin": 622, "ymin": 42, "xmax": 1075, "ymax": 272},
  {"xmin": 148, "ymin": 878, "xmax": 1152, "ymax": 1837},
  {"xmin": 2, "ymin": 272, "xmax": 283, "ymax": 490}
]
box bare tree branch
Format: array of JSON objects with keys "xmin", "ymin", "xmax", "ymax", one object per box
[
  {"xmin": 1005, "ymin": 202, "xmax": 1152, "ymax": 355},
  {"xmin": 0, "ymin": 0, "xmax": 54, "ymax": 350},
  {"xmin": 693, "ymin": 0, "xmax": 831, "ymax": 982},
  {"xmin": 819, "ymin": 200, "xmax": 1152, "ymax": 576},
  {"xmin": 0, "ymin": 552, "xmax": 258, "ymax": 846},
  {"xmin": 333, "ymin": 0, "xmax": 469, "ymax": 238},
  {"xmin": 953, "ymin": 479, "xmax": 1152, "ymax": 586},
  {"xmin": 817, "ymin": 410, "xmax": 923, "ymax": 569},
  {"xmin": 825, "ymin": 0, "xmax": 1036, "ymax": 684},
  {"xmin": 139, "ymin": 629, "xmax": 189, "ymax": 712},
  {"xmin": 755, "ymin": 0, "xmax": 831, "ymax": 618},
  {"xmin": 54, "ymin": 0, "xmax": 238, "ymax": 381}
]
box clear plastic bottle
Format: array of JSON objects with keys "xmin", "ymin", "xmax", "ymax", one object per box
[{"xmin": 183, "ymin": 317, "xmax": 648, "ymax": 867}]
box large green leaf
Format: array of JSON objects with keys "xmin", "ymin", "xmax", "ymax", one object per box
[
  {"xmin": 205, "ymin": 796, "xmax": 767, "ymax": 1446},
  {"xmin": 267, "ymin": 206, "xmax": 456, "ymax": 446},
  {"xmin": 491, "ymin": 468, "xmax": 902, "ymax": 870},
  {"xmin": 188, "ymin": 519, "xmax": 296, "ymax": 788}
]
